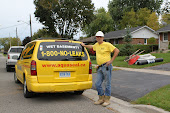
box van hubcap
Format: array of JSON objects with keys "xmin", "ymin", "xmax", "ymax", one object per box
[{"xmin": 24, "ymin": 80, "xmax": 26, "ymax": 94}]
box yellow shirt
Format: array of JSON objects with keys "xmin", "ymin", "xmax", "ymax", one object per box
[{"xmin": 93, "ymin": 42, "xmax": 116, "ymax": 65}]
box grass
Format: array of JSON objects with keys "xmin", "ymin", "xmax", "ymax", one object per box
[
  {"xmin": 91, "ymin": 53, "xmax": 170, "ymax": 68},
  {"xmin": 132, "ymin": 84, "xmax": 170, "ymax": 112}
]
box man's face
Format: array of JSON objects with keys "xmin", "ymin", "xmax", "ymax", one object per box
[{"xmin": 96, "ymin": 36, "xmax": 104, "ymax": 43}]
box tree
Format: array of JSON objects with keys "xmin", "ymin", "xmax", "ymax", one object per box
[
  {"xmin": 147, "ymin": 12, "xmax": 159, "ymax": 30},
  {"xmin": 161, "ymin": 14, "xmax": 170, "ymax": 25},
  {"xmin": 120, "ymin": 8, "xmax": 137, "ymax": 29},
  {"xmin": 161, "ymin": 0, "xmax": 170, "ymax": 14},
  {"xmin": 32, "ymin": 29, "xmax": 53, "ymax": 40},
  {"xmin": 108, "ymin": 0, "xmax": 163, "ymax": 30},
  {"xmin": 119, "ymin": 29, "xmax": 134, "ymax": 56},
  {"xmin": 34, "ymin": 0, "xmax": 94, "ymax": 39},
  {"xmin": 148, "ymin": 37, "xmax": 157, "ymax": 52},
  {"xmin": 148, "ymin": 37, "xmax": 156, "ymax": 44},
  {"xmin": 83, "ymin": 7, "xmax": 114, "ymax": 37},
  {"xmin": 0, "ymin": 37, "xmax": 22, "ymax": 52},
  {"xmin": 120, "ymin": 8, "xmax": 159, "ymax": 29},
  {"xmin": 136, "ymin": 8, "xmax": 151, "ymax": 26},
  {"xmin": 22, "ymin": 37, "xmax": 31, "ymax": 46}
]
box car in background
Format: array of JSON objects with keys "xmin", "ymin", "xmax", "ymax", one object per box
[
  {"xmin": 6, "ymin": 46, "xmax": 24, "ymax": 72},
  {"xmin": 14, "ymin": 39, "xmax": 92, "ymax": 98}
]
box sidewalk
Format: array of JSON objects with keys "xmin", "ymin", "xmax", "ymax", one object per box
[
  {"xmin": 83, "ymin": 89, "xmax": 170, "ymax": 113},
  {"xmin": 92, "ymin": 64, "xmax": 170, "ymax": 76},
  {"xmin": 114, "ymin": 66, "xmax": 170, "ymax": 76}
]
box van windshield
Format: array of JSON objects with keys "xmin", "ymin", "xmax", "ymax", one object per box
[{"xmin": 37, "ymin": 42, "xmax": 88, "ymax": 61}]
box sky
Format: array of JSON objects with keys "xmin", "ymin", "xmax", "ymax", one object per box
[{"xmin": 0, "ymin": 0, "xmax": 109, "ymax": 41}]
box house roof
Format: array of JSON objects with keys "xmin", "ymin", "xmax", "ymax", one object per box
[
  {"xmin": 80, "ymin": 36, "xmax": 96, "ymax": 43},
  {"xmin": 104, "ymin": 25, "xmax": 156, "ymax": 39},
  {"xmin": 157, "ymin": 24, "xmax": 170, "ymax": 33}
]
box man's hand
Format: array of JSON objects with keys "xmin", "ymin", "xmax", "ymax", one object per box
[
  {"xmin": 106, "ymin": 61, "xmax": 112, "ymax": 66},
  {"xmin": 80, "ymin": 43, "xmax": 93, "ymax": 49},
  {"xmin": 81, "ymin": 42, "xmax": 85, "ymax": 47}
]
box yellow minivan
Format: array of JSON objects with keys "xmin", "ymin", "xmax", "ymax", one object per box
[{"xmin": 14, "ymin": 39, "xmax": 92, "ymax": 98}]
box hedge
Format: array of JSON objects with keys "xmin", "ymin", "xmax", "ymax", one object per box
[
  {"xmin": 115, "ymin": 44, "xmax": 158, "ymax": 56},
  {"xmin": 87, "ymin": 44, "xmax": 158, "ymax": 57}
]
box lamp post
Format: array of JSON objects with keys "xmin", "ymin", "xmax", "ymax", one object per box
[{"xmin": 17, "ymin": 14, "xmax": 33, "ymax": 39}]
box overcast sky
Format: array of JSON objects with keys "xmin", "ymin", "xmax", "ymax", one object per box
[{"xmin": 0, "ymin": 0, "xmax": 109, "ymax": 41}]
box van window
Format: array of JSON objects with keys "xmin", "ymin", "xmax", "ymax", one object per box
[
  {"xmin": 22, "ymin": 42, "xmax": 36, "ymax": 59},
  {"xmin": 37, "ymin": 42, "xmax": 88, "ymax": 61},
  {"xmin": 9, "ymin": 48, "xmax": 23, "ymax": 53}
]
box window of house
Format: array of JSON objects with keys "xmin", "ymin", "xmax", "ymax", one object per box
[
  {"xmin": 115, "ymin": 39, "xmax": 119, "ymax": 44},
  {"xmin": 163, "ymin": 33, "xmax": 168, "ymax": 41},
  {"xmin": 144, "ymin": 38, "xmax": 147, "ymax": 45}
]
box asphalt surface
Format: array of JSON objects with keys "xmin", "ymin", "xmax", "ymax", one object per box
[
  {"xmin": 92, "ymin": 68, "xmax": 170, "ymax": 101},
  {"xmin": 145, "ymin": 63, "xmax": 170, "ymax": 71},
  {"xmin": 0, "ymin": 54, "xmax": 115, "ymax": 113}
]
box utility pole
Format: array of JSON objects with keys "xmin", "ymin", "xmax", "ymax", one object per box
[
  {"xmin": 16, "ymin": 27, "xmax": 19, "ymax": 46},
  {"xmin": 30, "ymin": 14, "xmax": 33, "ymax": 40},
  {"xmin": 9, "ymin": 33, "xmax": 11, "ymax": 47}
]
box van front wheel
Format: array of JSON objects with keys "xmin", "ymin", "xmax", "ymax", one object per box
[
  {"xmin": 24, "ymin": 79, "xmax": 32, "ymax": 98},
  {"xmin": 14, "ymin": 71, "xmax": 20, "ymax": 83}
]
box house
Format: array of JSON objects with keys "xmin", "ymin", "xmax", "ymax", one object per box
[
  {"xmin": 104, "ymin": 26, "xmax": 158, "ymax": 45},
  {"xmin": 80, "ymin": 26, "xmax": 159, "ymax": 45},
  {"xmin": 80, "ymin": 36, "xmax": 96, "ymax": 44},
  {"xmin": 157, "ymin": 24, "xmax": 170, "ymax": 50}
]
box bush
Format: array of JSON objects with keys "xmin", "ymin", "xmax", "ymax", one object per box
[
  {"xmin": 114, "ymin": 44, "xmax": 158, "ymax": 56},
  {"xmin": 90, "ymin": 56, "xmax": 96, "ymax": 60}
]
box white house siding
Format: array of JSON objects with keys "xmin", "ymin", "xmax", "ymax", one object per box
[{"xmin": 131, "ymin": 28, "xmax": 158, "ymax": 39}]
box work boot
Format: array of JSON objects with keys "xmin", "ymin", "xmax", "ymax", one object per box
[
  {"xmin": 102, "ymin": 96, "xmax": 110, "ymax": 107},
  {"xmin": 94, "ymin": 95, "xmax": 104, "ymax": 105}
]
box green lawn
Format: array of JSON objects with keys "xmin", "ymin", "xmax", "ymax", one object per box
[
  {"xmin": 92, "ymin": 53, "xmax": 170, "ymax": 68},
  {"xmin": 132, "ymin": 84, "xmax": 170, "ymax": 112}
]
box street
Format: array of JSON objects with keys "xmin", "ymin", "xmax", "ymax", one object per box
[
  {"xmin": 1, "ymin": 53, "xmax": 170, "ymax": 113},
  {"xmin": 92, "ymin": 66, "xmax": 170, "ymax": 101},
  {"xmin": 0, "ymin": 54, "xmax": 114, "ymax": 113}
]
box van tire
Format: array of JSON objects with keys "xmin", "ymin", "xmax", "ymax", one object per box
[
  {"xmin": 23, "ymin": 79, "xmax": 32, "ymax": 98},
  {"xmin": 14, "ymin": 71, "xmax": 20, "ymax": 83},
  {"xmin": 74, "ymin": 90, "xmax": 84, "ymax": 95},
  {"xmin": 6, "ymin": 65, "xmax": 10, "ymax": 72}
]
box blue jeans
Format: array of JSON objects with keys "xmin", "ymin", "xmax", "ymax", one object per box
[{"xmin": 95, "ymin": 64, "xmax": 113, "ymax": 96}]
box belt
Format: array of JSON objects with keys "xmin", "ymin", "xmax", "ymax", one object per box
[{"xmin": 98, "ymin": 63, "xmax": 107, "ymax": 68}]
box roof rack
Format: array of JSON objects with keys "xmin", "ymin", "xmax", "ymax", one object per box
[
  {"xmin": 36, "ymin": 37, "xmax": 70, "ymax": 40},
  {"xmin": 36, "ymin": 37, "xmax": 79, "ymax": 41}
]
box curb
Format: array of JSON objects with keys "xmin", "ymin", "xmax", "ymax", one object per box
[{"xmin": 83, "ymin": 89, "xmax": 170, "ymax": 113}]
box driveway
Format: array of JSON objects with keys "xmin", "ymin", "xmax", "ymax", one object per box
[
  {"xmin": 92, "ymin": 69, "xmax": 170, "ymax": 101},
  {"xmin": 145, "ymin": 63, "xmax": 170, "ymax": 71}
]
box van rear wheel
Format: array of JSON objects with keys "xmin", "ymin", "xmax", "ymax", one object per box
[
  {"xmin": 24, "ymin": 79, "xmax": 32, "ymax": 98},
  {"xmin": 74, "ymin": 90, "xmax": 84, "ymax": 95}
]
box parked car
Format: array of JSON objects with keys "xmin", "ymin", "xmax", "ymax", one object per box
[
  {"xmin": 6, "ymin": 46, "xmax": 24, "ymax": 72},
  {"xmin": 14, "ymin": 39, "xmax": 92, "ymax": 98}
]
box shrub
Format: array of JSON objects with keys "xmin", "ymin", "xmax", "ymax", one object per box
[{"xmin": 114, "ymin": 44, "xmax": 158, "ymax": 56}]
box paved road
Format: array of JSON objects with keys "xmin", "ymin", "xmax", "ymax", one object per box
[
  {"xmin": 92, "ymin": 69, "xmax": 170, "ymax": 101},
  {"xmin": 0, "ymin": 54, "xmax": 115, "ymax": 113},
  {"xmin": 145, "ymin": 63, "xmax": 170, "ymax": 71}
]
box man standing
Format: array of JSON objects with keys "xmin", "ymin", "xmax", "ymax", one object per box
[{"xmin": 81, "ymin": 31, "xmax": 119, "ymax": 107}]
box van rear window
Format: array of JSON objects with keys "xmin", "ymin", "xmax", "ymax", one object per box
[{"xmin": 37, "ymin": 42, "xmax": 88, "ymax": 61}]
